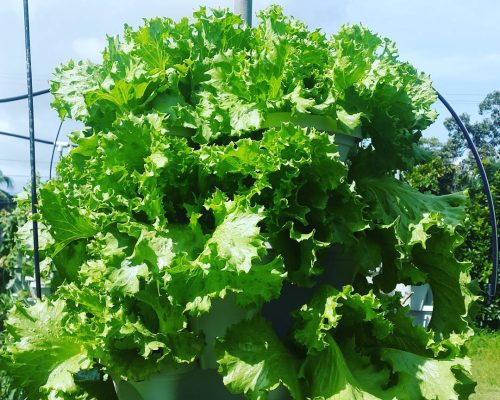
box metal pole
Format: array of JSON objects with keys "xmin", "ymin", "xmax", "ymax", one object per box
[
  {"xmin": 234, "ymin": 0, "xmax": 252, "ymax": 26},
  {"xmin": 22, "ymin": 0, "xmax": 42, "ymax": 299}
]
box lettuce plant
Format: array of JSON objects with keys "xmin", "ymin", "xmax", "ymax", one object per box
[{"xmin": 1, "ymin": 6, "xmax": 477, "ymax": 400}]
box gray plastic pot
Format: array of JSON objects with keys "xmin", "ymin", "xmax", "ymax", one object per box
[
  {"xmin": 113, "ymin": 364, "xmax": 194, "ymax": 400},
  {"xmin": 189, "ymin": 294, "xmax": 256, "ymax": 370}
]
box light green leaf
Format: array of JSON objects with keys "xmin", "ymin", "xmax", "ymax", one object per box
[
  {"xmin": 204, "ymin": 192, "xmax": 266, "ymax": 273},
  {"xmin": 216, "ymin": 316, "xmax": 302, "ymax": 400},
  {"xmin": 358, "ymin": 177, "xmax": 465, "ymax": 244},
  {"xmin": 39, "ymin": 184, "xmax": 98, "ymax": 255},
  {"xmin": 381, "ymin": 348, "xmax": 475, "ymax": 400},
  {"xmin": 107, "ymin": 261, "xmax": 149, "ymax": 295},
  {"xmin": 302, "ymin": 336, "xmax": 386, "ymax": 400},
  {"xmin": 51, "ymin": 60, "xmax": 102, "ymax": 120},
  {"xmin": 2, "ymin": 300, "xmax": 93, "ymax": 399}
]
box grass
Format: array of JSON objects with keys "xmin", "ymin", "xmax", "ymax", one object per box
[{"xmin": 468, "ymin": 330, "xmax": 500, "ymax": 399}]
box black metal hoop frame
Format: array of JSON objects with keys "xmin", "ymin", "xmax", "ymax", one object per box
[{"xmin": 437, "ymin": 92, "xmax": 498, "ymax": 300}]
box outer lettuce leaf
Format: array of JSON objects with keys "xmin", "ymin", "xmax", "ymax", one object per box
[
  {"xmin": 292, "ymin": 285, "xmax": 345, "ymax": 353},
  {"xmin": 380, "ymin": 348, "xmax": 475, "ymax": 400},
  {"xmin": 39, "ymin": 184, "xmax": 98, "ymax": 255},
  {"xmin": 215, "ymin": 316, "xmax": 302, "ymax": 400},
  {"xmin": 204, "ymin": 191, "xmax": 267, "ymax": 274},
  {"xmin": 357, "ymin": 176, "xmax": 476, "ymax": 336},
  {"xmin": 412, "ymin": 227, "xmax": 477, "ymax": 336},
  {"xmin": 1, "ymin": 300, "xmax": 94, "ymax": 399},
  {"xmin": 302, "ymin": 336, "xmax": 386, "ymax": 400},
  {"xmin": 293, "ymin": 286, "xmax": 397, "ymax": 355},
  {"xmin": 293, "ymin": 285, "xmax": 475, "ymax": 399},
  {"xmin": 357, "ymin": 177, "xmax": 465, "ymax": 243},
  {"xmin": 303, "ymin": 337, "xmax": 475, "ymax": 400},
  {"xmin": 50, "ymin": 60, "xmax": 103, "ymax": 120}
]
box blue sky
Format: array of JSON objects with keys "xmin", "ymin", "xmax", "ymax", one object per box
[{"xmin": 1, "ymin": 0, "xmax": 499, "ymax": 193}]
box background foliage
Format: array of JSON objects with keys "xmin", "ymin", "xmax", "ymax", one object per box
[{"xmin": 0, "ymin": 185, "xmax": 25, "ymax": 399}]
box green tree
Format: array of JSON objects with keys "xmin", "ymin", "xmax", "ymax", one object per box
[
  {"xmin": 405, "ymin": 90, "xmax": 500, "ymax": 329},
  {"xmin": 0, "ymin": 171, "xmax": 12, "ymax": 189},
  {"xmin": 0, "ymin": 189, "xmax": 26, "ymax": 399},
  {"xmin": 0, "ymin": 170, "xmax": 13, "ymax": 212},
  {"xmin": 443, "ymin": 90, "xmax": 500, "ymax": 161}
]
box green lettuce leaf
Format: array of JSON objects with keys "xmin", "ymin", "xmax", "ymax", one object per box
[
  {"xmin": 39, "ymin": 183, "xmax": 98, "ymax": 255},
  {"xmin": 380, "ymin": 348, "xmax": 475, "ymax": 400},
  {"xmin": 295, "ymin": 286, "xmax": 475, "ymax": 399},
  {"xmin": 302, "ymin": 336, "xmax": 387, "ymax": 400},
  {"xmin": 215, "ymin": 316, "xmax": 302, "ymax": 399},
  {"xmin": 1, "ymin": 300, "xmax": 94, "ymax": 399},
  {"xmin": 357, "ymin": 177, "xmax": 465, "ymax": 243},
  {"xmin": 166, "ymin": 192, "xmax": 285, "ymax": 315}
]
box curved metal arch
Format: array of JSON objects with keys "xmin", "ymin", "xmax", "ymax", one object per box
[{"xmin": 437, "ymin": 91, "xmax": 498, "ymax": 301}]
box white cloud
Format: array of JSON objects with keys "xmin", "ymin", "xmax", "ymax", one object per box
[{"xmin": 71, "ymin": 37, "xmax": 105, "ymax": 61}]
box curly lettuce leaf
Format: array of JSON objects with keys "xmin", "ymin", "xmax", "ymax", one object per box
[
  {"xmin": 1, "ymin": 300, "xmax": 94, "ymax": 399},
  {"xmin": 166, "ymin": 192, "xmax": 285, "ymax": 315},
  {"xmin": 303, "ymin": 337, "xmax": 475, "ymax": 400},
  {"xmin": 357, "ymin": 176, "xmax": 476, "ymax": 335},
  {"xmin": 412, "ymin": 227, "xmax": 477, "ymax": 336},
  {"xmin": 295, "ymin": 286, "xmax": 475, "ymax": 399},
  {"xmin": 357, "ymin": 177, "xmax": 465, "ymax": 243},
  {"xmin": 380, "ymin": 348, "xmax": 475, "ymax": 400},
  {"xmin": 39, "ymin": 183, "xmax": 98, "ymax": 255}
]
